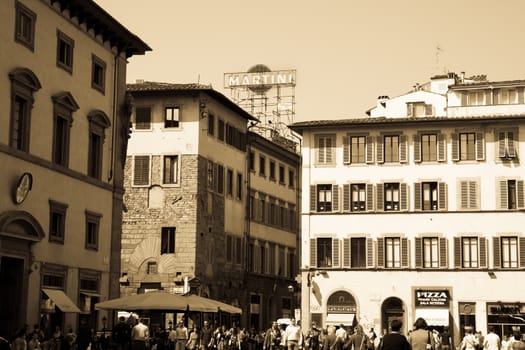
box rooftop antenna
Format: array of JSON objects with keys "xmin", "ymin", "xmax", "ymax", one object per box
[{"xmin": 197, "ymin": 74, "xmax": 200, "ymax": 84}]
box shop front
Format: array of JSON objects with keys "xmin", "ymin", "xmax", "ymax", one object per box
[
  {"xmin": 487, "ymin": 302, "xmax": 525, "ymax": 338},
  {"xmin": 414, "ymin": 289, "xmax": 451, "ymax": 332}
]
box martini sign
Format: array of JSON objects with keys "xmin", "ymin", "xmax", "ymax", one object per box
[{"xmin": 224, "ymin": 65, "xmax": 296, "ymax": 93}]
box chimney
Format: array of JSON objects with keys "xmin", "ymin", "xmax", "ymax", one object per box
[
  {"xmin": 136, "ymin": 79, "xmax": 144, "ymax": 84},
  {"xmin": 460, "ymin": 72, "xmax": 465, "ymax": 83},
  {"xmin": 377, "ymin": 95, "xmax": 389, "ymax": 108}
]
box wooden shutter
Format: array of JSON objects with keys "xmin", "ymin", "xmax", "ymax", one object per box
[
  {"xmin": 310, "ymin": 185, "xmax": 317, "ymax": 212},
  {"xmin": 517, "ymin": 180, "xmax": 525, "ymax": 209},
  {"xmin": 343, "ymin": 184, "xmax": 350, "ymax": 212},
  {"xmin": 413, "ymin": 135, "xmax": 421, "ymax": 162},
  {"xmin": 415, "ymin": 237, "xmax": 422, "ymax": 268},
  {"xmin": 343, "ymin": 136, "xmax": 350, "ymax": 164},
  {"xmin": 498, "ymin": 132, "xmax": 506, "ymax": 158},
  {"xmin": 439, "ymin": 238, "xmax": 448, "ymax": 268},
  {"xmin": 407, "ymin": 103, "xmax": 413, "ymax": 116},
  {"xmin": 493, "ymin": 236, "xmax": 501, "ymax": 268},
  {"xmin": 310, "ymin": 238, "xmax": 317, "ymax": 268},
  {"xmin": 479, "ymin": 237, "xmax": 487, "ymax": 268},
  {"xmin": 414, "ymin": 182, "xmax": 422, "ymax": 210},
  {"xmin": 366, "ymin": 136, "xmax": 374, "ymax": 164},
  {"xmin": 469, "ymin": 181, "xmax": 478, "ymax": 209},
  {"xmin": 366, "ymin": 183, "xmax": 374, "ymax": 212},
  {"xmin": 133, "ymin": 155, "xmax": 150, "ymax": 186},
  {"xmin": 399, "ymin": 135, "xmax": 408, "ymax": 163},
  {"xmin": 376, "ymin": 183, "xmax": 384, "ymax": 211},
  {"xmin": 317, "ymin": 137, "xmax": 324, "ymax": 163},
  {"xmin": 454, "ymin": 237, "xmax": 461, "ymax": 268},
  {"xmin": 498, "ymin": 180, "xmax": 508, "ymax": 210},
  {"xmin": 520, "ymin": 237, "xmax": 525, "ymax": 267},
  {"xmin": 401, "ymin": 238, "xmax": 409, "ymax": 268},
  {"xmin": 400, "ymin": 183, "xmax": 408, "ymax": 211},
  {"xmin": 376, "ymin": 237, "xmax": 384, "ymax": 268},
  {"xmin": 438, "ymin": 182, "xmax": 447, "ymax": 211},
  {"xmin": 332, "ymin": 238, "xmax": 340, "ymax": 267},
  {"xmin": 332, "ymin": 185, "xmax": 340, "ymax": 212},
  {"xmin": 326, "ymin": 137, "xmax": 333, "ymax": 163},
  {"xmin": 475, "ymin": 132, "xmax": 485, "ymax": 160},
  {"xmin": 367, "ymin": 238, "xmax": 376, "ymax": 268},
  {"xmin": 451, "ymin": 133, "xmax": 460, "ymax": 161},
  {"xmin": 508, "ymin": 132, "xmax": 517, "ymax": 158},
  {"xmin": 438, "ymin": 134, "xmax": 446, "ymax": 162},
  {"xmin": 376, "ymin": 136, "xmax": 384, "ymax": 164},
  {"xmin": 343, "ymin": 238, "xmax": 351, "ymax": 268}
]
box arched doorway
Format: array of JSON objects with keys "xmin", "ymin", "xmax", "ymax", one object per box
[
  {"xmin": 326, "ymin": 291, "xmax": 357, "ymax": 327},
  {"xmin": 0, "ymin": 210, "xmax": 44, "ymax": 338},
  {"xmin": 381, "ymin": 297, "xmax": 405, "ymax": 334}
]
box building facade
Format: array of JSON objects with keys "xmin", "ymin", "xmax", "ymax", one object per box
[
  {"xmin": 122, "ymin": 82, "xmax": 300, "ymax": 330},
  {"xmin": 292, "ymin": 73, "xmax": 525, "ymax": 343},
  {"xmin": 0, "ymin": 0, "xmax": 149, "ymax": 338}
]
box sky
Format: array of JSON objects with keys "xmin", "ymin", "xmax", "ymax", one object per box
[{"xmin": 95, "ymin": 0, "xmax": 525, "ymax": 122}]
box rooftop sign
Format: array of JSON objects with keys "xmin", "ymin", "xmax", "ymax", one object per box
[{"xmin": 224, "ymin": 69, "xmax": 296, "ymax": 90}]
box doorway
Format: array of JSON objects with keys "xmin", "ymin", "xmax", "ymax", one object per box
[
  {"xmin": 0, "ymin": 256, "xmax": 25, "ymax": 337},
  {"xmin": 381, "ymin": 297, "xmax": 405, "ymax": 335}
]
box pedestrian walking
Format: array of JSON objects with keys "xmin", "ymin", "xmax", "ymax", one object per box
[
  {"xmin": 459, "ymin": 327, "xmax": 478, "ymax": 350},
  {"xmin": 483, "ymin": 326, "xmax": 500, "ymax": 350},
  {"xmin": 113, "ymin": 317, "xmax": 132, "ymax": 350},
  {"xmin": 347, "ymin": 324, "xmax": 372, "ymax": 350},
  {"xmin": 439, "ymin": 327, "xmax": 451, "ymax": 350},
  {"xmin": 131, "ymin": 319, "xmax": 149, "ymax": 350},
  {"xmin": 408, "ymin": 318, "xmax": 435, "ymax": 350},
  {"xmin": 263, "ymin": 323, "xmax": 281, "ymax": 350},
  {"xmin": 377, "ymin": 320, "xmax": 409, "ymax": 350},
  {"xmin": 173, "ymin": 321, "xmax": 188, "ymax": 350},
  {"xmin": 283, "ymin": 319, "xmax": 302, "ymax": 350}
]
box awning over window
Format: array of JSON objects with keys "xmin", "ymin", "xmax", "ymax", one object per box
[
  {"xmin": 415, "ymin": 308, "xmax": 449, "ymax": 326},
  {"xmin": 325, "ymin": 313, "xmax": 355, "ymax": 326},
  {"xmin": 43, "ymin": 289, "xmax": 81, "ymax": 313}
]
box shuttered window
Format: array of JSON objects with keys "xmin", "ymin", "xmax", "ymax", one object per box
[
  {"xmin": 135, "ymin": 107, "xmax": 151, "ymax": 130},
  {"xmin": 414, "ymin": 182, "xmax": 447, "ymax": 211},
  {"xmin": 310, "ymin": 237, "xmax": 338, "ymax": 268},
  {"xmin": 458, "ymin": 179, "xmax": 480, "ymax": 210},
  {"xmin": 316, "ymin": 135, "xmax": 335, "ymax": 165},
  {"xmin": 454, "ymin": 236, "xmax": 487, "ymax": 269},
  {"xmin": 414, "ymin": 237, "xmax": 446, "ymax": 268},
  {"xmin": 343, "ymin": 184, "xmax": 373, "ymax": 212},
  {"xmin": 497, "ymin": 131, "xmax": 518, "ymax": 159},
  {"xmin": 497, "ymin": 179, "xmax": 525, "ymax": 210},
  {"xmin": 379, "ymin": 237, "xmax": 408, "ymax": 269},
  {"xmin": 415, "ymin": 133, "xmax": 445, "ymax": 162},
  {"xmin": 452, "ymin": 132, "xmax": 485, "ymax": 161},
  {"xmin": 310, "ymin": 184, "xmax": 339, "ymax": 212},
  {"xmin": 133, "ymin": 155, "xmax": 150, "ymax": 186}
]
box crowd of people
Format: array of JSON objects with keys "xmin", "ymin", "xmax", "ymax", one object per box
[{"xmin": 3, "ymin": 317, "xmax": 524, "ymax": 350}]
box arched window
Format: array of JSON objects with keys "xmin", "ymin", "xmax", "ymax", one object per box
[
  {"xmin": 87, "ymin": 110, "xmax": 110, "ymax": 179},
  {"xmin": 51, "ymin": 92, "xmax": 79, "ymax": 166},
  {"xmin": 9, "ymin": 68, "xmax": 41, "ymax": 152}
]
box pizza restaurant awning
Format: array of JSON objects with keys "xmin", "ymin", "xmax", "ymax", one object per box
[
  {"xmin": 415, "ymin": 308, "xmax": 449, "ymax": 326},
  {"xmin": 325, "ymin": 313, "xmax": 355, "ymax": 326},
  {"xmin": 42, "ymin": 289, "xmax": 81, "ymax": 313}
]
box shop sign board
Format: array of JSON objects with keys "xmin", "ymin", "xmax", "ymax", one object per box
[{"xmin": 415, "ymin": 290, "xmax": 450, "ymax": 307}]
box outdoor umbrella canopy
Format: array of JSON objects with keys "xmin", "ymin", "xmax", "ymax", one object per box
[{"xmin": 94, "ymin": 291, "xmax": 242, "ymax": 314}]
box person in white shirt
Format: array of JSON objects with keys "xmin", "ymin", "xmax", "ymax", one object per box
[
  {"xmin": 131, "ymin": 319, "xmax": 149, "ymax": 350},
  {"xmin": 283, "ymin": 319, "xmax": 303, "ymax": 350},
  {"xmin": 483, "ymin": 327, "xmax": 501, "ymax": 350}
]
